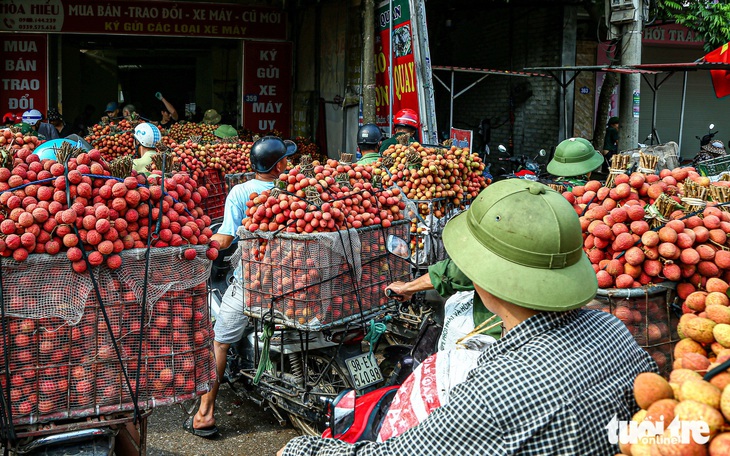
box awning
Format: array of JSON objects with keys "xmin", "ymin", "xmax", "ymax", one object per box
[
  {"xmin": 523, "ymin": 62, "xmax": 730, "ymax": 154},
  {"xmin": 431, "ymin": 65, "xmax": 549, "ymax": 144}
]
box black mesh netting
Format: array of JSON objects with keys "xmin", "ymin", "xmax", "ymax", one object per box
[
  {"xmin": 586, "ymin": 285, "xmax": 680, "ymax": 378},
  {"xmin": 239, "ymin": 222, "xmax": 411, "ymax": 330},
  {"xmin": 1, "ymin": 246, "xmax": 212, "ymax": 324},
  {"xmin": 0, "ymin": 245, "xmax": 216, "ymax": 425}
]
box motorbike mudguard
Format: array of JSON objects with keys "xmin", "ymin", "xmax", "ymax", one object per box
[{"xmin": 322, "ymin": 386, "xmax": 399, "ymax": 443}]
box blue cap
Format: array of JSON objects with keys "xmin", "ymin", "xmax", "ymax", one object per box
[{"xmin": 105, "ymin": 101, "xmax": 118, "ymax": 112}]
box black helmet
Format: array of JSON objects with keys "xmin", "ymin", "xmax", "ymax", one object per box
[
  {"xmin": 357, "ymin": 124, "xmax": 382, "ymax": 146},
  {"xmin": 250, "ymin": 136, "xmax": 297, "ymax": 173}
]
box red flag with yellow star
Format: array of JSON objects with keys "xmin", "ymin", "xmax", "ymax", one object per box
[{"xmin": 704, "ymin": 42, "xmax": 730, "ymax": 98}]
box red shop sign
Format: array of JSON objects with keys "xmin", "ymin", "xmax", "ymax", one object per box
[
  {"xmin": 242, "ymin": 41, "xmax": 292, "ymax": 137},
  {"xmin": 0, "ymin": 34, "xmax": 47, "ymax": 119},
  {"xmin": 0, "ymin": 0, "xmax": 286, "ymax": 40}
]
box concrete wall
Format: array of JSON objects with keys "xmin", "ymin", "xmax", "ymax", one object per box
[
  {"xmin": 573, "ymin": 40, "xmax": 598, "ymax": 140},
  {"xmin": 427, "ymin": 4, "xmax": 564, "ymax": 171}
]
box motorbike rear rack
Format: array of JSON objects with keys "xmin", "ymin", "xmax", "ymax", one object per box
[
  {"xmin": 244, "ymin": 303, "xmax": 397, "ymax": 332},
  {"xmin": 11, "ymin": 409, "xmax": 152, "ymax": 439}
]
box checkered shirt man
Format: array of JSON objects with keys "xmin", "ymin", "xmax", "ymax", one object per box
[{"xmin": 281, "ymin": 308, "xmax": 657, "ymax": 456}]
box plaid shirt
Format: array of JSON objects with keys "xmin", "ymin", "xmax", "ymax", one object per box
[{"xmin": 282, "ymin": 309, "xmax": 657, "ymax": 456}]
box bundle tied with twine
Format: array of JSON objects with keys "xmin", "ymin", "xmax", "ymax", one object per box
[
  {"xmin": 405, "ymin": 147, "xmax": 422, "ymax": 168},
  {"xmin": 681, "ymin": 179, "xmax": 708, "ymax": 214},
  {"xmin": 645, "ymin": 193, "xmax": 684, "ymax": 229},
  {"xmin": 637, "ymin": 152, "xmax": 659, "ymax": 175},
  {"xmin": 55, "ymin": 141, "xmax": 84, "ymax": 165},
  {"xmin": 305, "ymin": 186, "xmax": 323, "ymax": 206},
  {"xmin": 381, "ymin": 153, "xmax": 395, "ymax": 169},
  {"xmin": 299, "ymin": 154, "xmax": 314, "ymax": 178},
  {"xmin": 709, "ymin": 184, "xmax": 730, "ymax": 213},
  {"xmin": 146, "ymin": 148, "xmax": 180, "ymax": 175},
  {"xmin": 270, "ymin": 179, "xmax": 285, "ymax": 199},
  {"xmin": 605, "ymin": 154, "xmax": 632, "ymax": 188},
  {"xmin": 339, "ymin": 151, "xmax": 354, "ymax": 165},
  {"xmin": 108, "ymin": 155, "xmax": 134, "ymax": 178},
  {"xmin": 548, "ymin": 184, "xmax": 566, "ymax": 193}
]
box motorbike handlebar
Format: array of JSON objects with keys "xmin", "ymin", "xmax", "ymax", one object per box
[{"xmin": 385, "ymin": 288, "xmax": 404, "ymax": 300}]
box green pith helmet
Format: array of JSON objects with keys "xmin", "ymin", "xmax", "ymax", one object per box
[
  {"xmin": 214, "ymin": 124, "xmax": 238, "ymax": 139},
  {"xmin": 547, "ymin": 137, "xmax": 604, "ymax": 177},
  {"xmin": 443, "ymin": 179, "xmax": 597, "ymax": 311},
  {"xmin": 13, "ymin": 123, "xmax": 35, "ymax": 135}
]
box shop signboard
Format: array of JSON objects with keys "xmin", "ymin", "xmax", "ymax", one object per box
[
  {"xmin": 0, "ymin": 0, "xmax": 286, "ymax": 40},
  {"xmin": 0, "ymin": 33, "xmax": 47, "ymax": 119},
  {"xmin": 643, "ymin": 23, "xmax": 704, "ymax": 48},
  {"xmin": 375, "ymin": 0, "xmax": 420, "ymax": 136},
  {"xmin": 242, "ymin": 41, "xmax": 292, "ymax": 137}
]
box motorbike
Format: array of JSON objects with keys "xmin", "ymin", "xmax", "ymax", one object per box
[
  {"xmin": 204, "ymin": 226, "xmax": 416, "ymax": 436},
  {"xmin": 693, "ymin": 123, "xmax": 726, "ymax": 167},
  {"xmin": 491, "ymin": 145, "xmax": 546, "ymax": 181},
  {"xmin": 317, "ymin": 236, "xmax": 444, "ymax": 443}
]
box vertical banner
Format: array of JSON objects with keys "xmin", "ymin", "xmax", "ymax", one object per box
[
  {"xmin": 242, "ymin": 41, "xmax": 292, "ymax": 136},
  {"xmin": 409, "ymin": 0, "xmax": 438, "ymax": 144},
  {"xmin": 375, "ymin": 0, "xmax": 420, "ymax": 136},
  {"xmin": 0, "ymin": 34, "xmax": 48, "ymax": 119}
]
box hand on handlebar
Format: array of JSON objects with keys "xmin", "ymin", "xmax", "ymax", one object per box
[{"xmin": 384, "ymin": 281, "xmax": 414, "ymax": 302}]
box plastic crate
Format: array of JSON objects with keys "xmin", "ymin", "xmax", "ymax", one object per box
[
  {"xmin": 698, "ymin": 155, "xmax": 730, "ymax": 177},
  {"xmin": 241, "ymin": 221, "xmax": 411, "ymax": 330}
]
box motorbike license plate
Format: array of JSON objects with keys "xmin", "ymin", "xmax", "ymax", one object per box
[{"xmin": 345, "ymin": 352, "xmax": 383, "ymax": 390}]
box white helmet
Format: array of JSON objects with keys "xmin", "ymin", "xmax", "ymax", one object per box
[
  {"xmin": 22, "ymin": 109, "xmax": 42, "ymax": 126},
  {"xmin": 133, "ymin": 123, "xmax": 161, "ymax": 148}
]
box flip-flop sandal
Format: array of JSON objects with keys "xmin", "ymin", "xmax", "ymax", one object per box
[{"xmin": 183, "ymin": 416, "xmax": 219, "ymax": 439}]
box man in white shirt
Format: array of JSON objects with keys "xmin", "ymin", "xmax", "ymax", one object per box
[{"xmin": 185, "ymin": 136, "xmax": 296, "ymax": 438}]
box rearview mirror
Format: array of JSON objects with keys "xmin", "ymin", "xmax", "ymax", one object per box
[
  {"xmin": 710, "ymin": 124, "xmax": 715, "ymax": 130},
  {"xmin": 538, "ymin": 149, "xmax": 546, "ymax": 157},
  {"xmin": 386, "ymin": 235, "xmax": 410, "ymax": 260}
]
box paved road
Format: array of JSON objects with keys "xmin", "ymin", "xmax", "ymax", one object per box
[{"xmin": 146, "ymin": 383, "xmax": 300, "ymax": 456}]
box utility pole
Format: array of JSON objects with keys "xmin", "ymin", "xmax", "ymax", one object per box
[
  {"xmin": 362, "ymin": 0, "xmax": 376, "ymax": 124},
  {"xmin": 618, "ymin": 14, "xmax": 642, "ymax": 152},
  {"xmin": 604, "ymin": 0, "xmax": 645, "ymax": 152}
]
